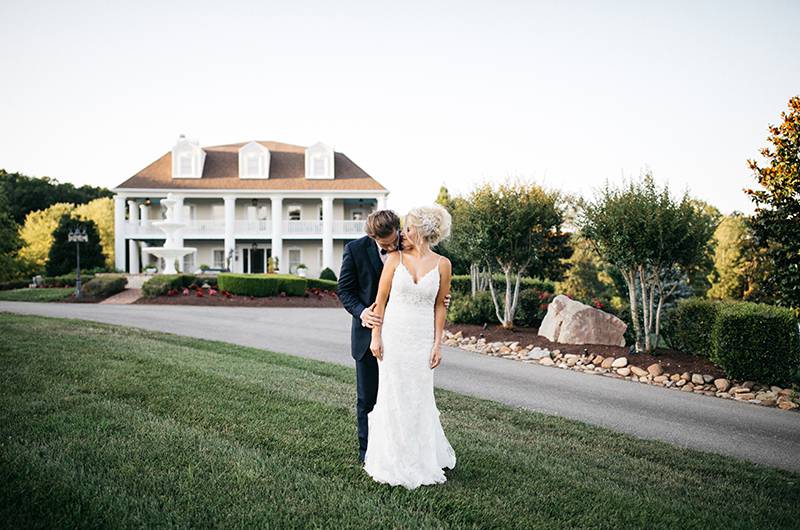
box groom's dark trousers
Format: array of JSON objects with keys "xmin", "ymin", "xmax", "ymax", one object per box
[{"xmin": 337, "ymin": 235, "xmax": 385, "ymax": 463}]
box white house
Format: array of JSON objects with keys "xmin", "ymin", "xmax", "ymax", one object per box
[{"xmin": 112, "ymin": 136, "xmax": 389, "ymax": 277}]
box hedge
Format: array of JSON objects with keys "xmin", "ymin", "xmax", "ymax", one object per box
[
  {"xmin": 319, "ymin": 267, "xmax": 338, "ymax": 282},
  {"xmin": 217, "ymin": 273, "xmax": 307, "ymax": 297},
  {"xmin": 448, "ymin": 291, "xmax": 497, "ymax": 325},
  {"xmin": 44, "ymin": 273, "xmax": 96, "ymax": 288},
  {"xmin": 141, "ymin": 274, "xmax": 198, "ymax": 297},
  {"xmin": 710, "ymin": 302, "xmax": 800, "ymax": 384},
  {"xmin": 0, "ymin": 279, "xmax": 30, "ymax": 291},
  {"xmin": 514, "ymin": 288, "xmax": 555, "ymax": 328},
  {"xmin": 450, "ymin": 274, "xmax": 555, "ymax": 297},
  {"xmin": 661, "ymin": 298, "xmax": 721, "ymax": 357},
  {"xmin": 306, "ymin": 278, "xmax": 338, "ymax": 291},
  {"xmin": 83, "ymin": 275, "xmax": 127, "ymax": 298}
]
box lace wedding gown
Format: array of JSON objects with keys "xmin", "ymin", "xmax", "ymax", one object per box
[{"xmin": 363, "ymin": 252, "xmax": 457, "ymax": 489}]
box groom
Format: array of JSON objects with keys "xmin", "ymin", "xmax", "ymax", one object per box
[{"xmin": 337, "ymin": 210, "xmax": 450, "ymax": 465}]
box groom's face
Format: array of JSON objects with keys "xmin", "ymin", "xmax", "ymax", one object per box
[{"xmin": 373, "ymin": 230, "xmax": 400, "ymax": 252}]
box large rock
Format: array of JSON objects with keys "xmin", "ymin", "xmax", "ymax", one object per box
[{"xmin": 538, "ymin": 294, "xmax": 627, "ymax": 347}]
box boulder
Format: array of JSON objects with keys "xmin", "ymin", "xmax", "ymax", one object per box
[
  {"xmin": 630, "ymin": 366, "xmax": 648, "ymax": 377},
  {"xmin": 538, "ymin": 294, "xmax": 627, "ymax": 347},
  {"xmin": 611, "ymin": 357, "xmax": 628, "ymax": 368},
  {"xmin": 714, "ymin": 378, "xmax": 730, "ymax": 392},
  {"xmin": 646, "ymin": 363, "xmax": 664, "ymax": 377}
]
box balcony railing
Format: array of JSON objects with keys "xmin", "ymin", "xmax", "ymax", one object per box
[
  {"xmin": 184, "ymin": 219, "xmax": 225, "ymax": 235},
  {"xmin": 333, "ymin": 220, "xmax": 366, "ymax": 235},
  {"xmin": 283, "ymin": 220, "xmax": 323, "ymax": 235},
  {"xmin": 235, "ymin": 219, "xmax": 272, "ymax": 234},
  {"xmin": 125, "ymin": 221, "xmax": 163, "ymax": 237}
]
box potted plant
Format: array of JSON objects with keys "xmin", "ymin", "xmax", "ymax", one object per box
[{"xmin": 296, "ymin": 263, "xmax": 308, "ymax": 277}]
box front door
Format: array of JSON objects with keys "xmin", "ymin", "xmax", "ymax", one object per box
[{"xmin": 251, "ymin": 248, "xmax": 265, "ymax": 273}]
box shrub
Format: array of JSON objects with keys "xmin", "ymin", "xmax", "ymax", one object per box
[
  {"xmin": 661, "ymin": 298, "xmax": 721, "ymax": 356},
  {"xmin": 217, "ymin": 273, "xmax": 307, "ymax": 297},
  {"xmin": 319, "ymin": 267, "xmax": 337, "ymax": 282},
  {"xmin": 141, "ymin": 274, "xmax": 196, "ymax": 297},
  {"xmin": 83, "ymin": 274, "xmax": 127, "ymax": 298},
  {"xmin": 306, "ymin": 278, "xmax": 338, "ymax": 291},
  {"xmin": 450, "ymin": 274, "xmax": 555, "ymax": 297},
  {"xmin": 710, "ymin": 302, "xmax": 800, "ymax": 383},
  {"xmin": 188, "ymin": 275, "xmax": 218, "ymax": 289},
  {"xmin": 0, "ymin": 279, "xmax": 30, "ymax": 291},
  {"xmin": 44, "ymin": 273, "xmax": 96, "ymax": 287},
  {"xmin": 448, "ymin": 291, "xmax": 497, "ymax": 325},
  {"xmin": 514, "ymin": 288, "xmax": 554, "ymax": 328}
]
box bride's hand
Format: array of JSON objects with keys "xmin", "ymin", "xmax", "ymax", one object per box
[
  {"xmin": 370, "ymin": 335, "xmax": 383, "ymax": 361},
  {"xmin": 430, "ymin": 346, "xmax": 441, "ymax": 369}
]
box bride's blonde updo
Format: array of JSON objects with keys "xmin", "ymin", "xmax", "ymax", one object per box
[{"xmin": 405, "ymin": 204, "xmax": 452, "ymax": 247}]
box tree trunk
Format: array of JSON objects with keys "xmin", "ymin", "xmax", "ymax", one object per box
[
  {"xmin": 639, "ymin": 266, "xmax": 651, "ymax": 352},
  {"xmin": 502, "ymin": 267, "xmax": 513, "ymax": 328},
  {"xmin": 487, "ymin": 264, "xmax": 505, "ymax": 325},
  {"xmin": 623, "ymin": 269, "xmax": 642, "ymax": 351}
]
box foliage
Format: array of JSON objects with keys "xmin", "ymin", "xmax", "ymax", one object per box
[
  {"xmin": 141, "ymin": 274, "xmax": 198, "ymax": 297},
  {"xmin": 447, "ymin": 291, "xmax": 497, "ymax": 325},
  {"xmin": 306, "ymin": 278, "xmax": 338, "ymax": 291},
  {"xmin": 43, "ymin": 273, "xmax": 96, "ymax": 287},
  {"xmin": 556, "ymin": 234, "xmax": 619, "ymax": 309},
  {"xmin": 0, "ymin": 169, "xmax": 112, "ymax": 225},
  {"xmin": 45, "ymin": 214, "xmax": 105, "ymax": 276},
  {"xmin": 450, "ymin": 274, "xmax": 554, "ymax": 297},
  {"xmin": 707, "ymin": 213, "xmax": 754, "ymax": 300},
  {"xmin": 0, "ymin": 279, "xmax": 31, "ymax": 291},
  {"xmin": 579, "ymin": 171, "xmax": 717, "ymax": 352},
  {"xmin": 82, "ymin": 274, "xmax": 127, "ymax": 298},
  {"xmin": 449, "ymin": 180, "xmax": 568, "ymax": 328},
  {"xmin": 319, "ymin": 267, "xmax": 337, "ymax": 282},
  {"xmin": 217, "ymin": 273, "xmax": 307, "ymax": 297},
  {"xmin": 661, "ymin": 298, "xmax": 721, "ymax": 357},
  {"xmin": 710, "ymin": 302, "xmax": 800, "ymax": 384},
  {"xmin": 513, "ymin": 288, "xmax": 555, "ymax": 328},
  {"xmin": 0, "ymin": 287, "xmax": 74, "ymax": 302},
  {"xmin": 18, "ymin": 202, "xmax": 75, "ymax": 266},
  {"xmin": 745, "ymin": 95, "xmax": 800, "ymax": 310},
  {"xmin": 72, "ymin": 197, "xmax": 115, "ymax": 267},
  {"xmin": 433, "ymin": 186, "xmax": 472, "ymax": 275}
]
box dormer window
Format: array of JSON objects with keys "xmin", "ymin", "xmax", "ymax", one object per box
[
  {"xmin": 287, "ymin": 204, "xmax": 302, "ymax": 221},
  {"xmin": 171, "ymin": 134, "xmax": 206, "ymax": 179},
  {"xmin": 238, "ymin": 141, "xmax": 270, "ymax": 179},
  {"xmin": 305, "ymin": 142, "xmax": 334, "ymax": 179}
]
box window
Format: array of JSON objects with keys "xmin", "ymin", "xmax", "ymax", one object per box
[
  {"xmin": 246, "ymin": 154, "xmax": 260, "ymax": 176},
  {"xmin": 289, "ymin": 248, "xmax": 301, "ymax": 274},
  {"xmin": 179, "ymin": 154, "xmax": 192, "ymax": 175},
  {"xmin": 182, "ymin": 204, "xmax": 195, "ymax": 221},
  {"xmin": 213, "ymin": 249, "xmax": 225, "ymax": 269},
  {"xmin": 288, "ymin": 205, "xmax": 302, "ymax": 221},
  {"xmin": 258, "ymin": 206, "xmax": 269, "ymax": 220},
  {"xmin": 351, "ymin": 209, "xmax": 365, "ymax": 221},
  {"xmin": 183, "ymin": 253, "xmax": 195, "ymax": 273},
  {"xmin": 312, "ymin": 156, "xmax": 326, "ymax": 177},
  {"xmin": 211, "ymin": 204, "xmax": 224, "ymax": 220}
]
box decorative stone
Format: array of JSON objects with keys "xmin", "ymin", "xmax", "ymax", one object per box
[
  {"xmin": 593, "ymin": 355, "xmax": 605, "ymax": 366},
  {"xmin": 691, "ymin": 373, "xmax": 704, "ymax": 385},
  {"xmin": 611, "ymin": 357, "xmax": 628, "ymax": 368},
  {"xmin": 646, "ymin": 363, "xmax": 663, "ymax": 377},
  {"xmin": 539, "ymin": 357, "xmax": 555, "ymax": 366},
  {"xmin": 680, "ymin": 372, "xmax": 691, "ymax": 381},
  {"xmin": 616, "ymin": 367, "xmax": 631, "ymax": 376},
  {"xmin": 714, "ymin": 378, "xmax": 730, "ymax": 392},
  {"xmin": 734, "ymin": 392, "xmax": 756, "ymax": 401},
  {"xmin": 702, "ymin": 374, "xmax": 714, "ymax": 384},
  {"xmin": 670, "ymin": 374, "xmax": 681, "ymax": 382},
  {"xmin": 601, "ymin": 357, "xmax": 616, "ymax": 369},
  {"xmin": 537, "ymin": 294, "xmax": 627, "ymax": 347},
  {"xmin": 653, "ymin": 375, "xmax": 669, "ymax": 384},
  {"xmin": 778, "ymin": 400, "xmax": 799, "ymax": 410},
  {"xmin": 527, "ymin": 347, "xmax": 551, "ymax": 360},
  {"xmin": 676, "ymin": 379, "xmax": 687, "ymax": 387},
  {"xmin": 630, "ymin": 366, "xmax": 648, "ymax": 377}
]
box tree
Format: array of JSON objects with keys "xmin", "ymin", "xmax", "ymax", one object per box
[
  {"xmin": 580, "ymin": 172, "xmax": 716, "ymax": 352},
  {"xmin": 0, "ymin": 169, "xmax": 112, "ymax": 224},
  {"xmin": 556, "ymin": 234, "xmax": 618, "ymax": 308},
  {"xmin": 745, "ymin": 95, "xmax": 800, "ymax": 309},
  {"xmin": 18, "ymin": 202, "xmax": 76, "ymax": 266},
  {"xmin": 433, "ymin": 185, "xmax": 470, "ymax": 275},
  {"xmin": 455, "ymin": 180, "xmax": 567, "ymax": 328},
  {"xmin": 73, "ymin": 197, "xmax": 115, "ymax": 267},
  {"xmin": 46, "ymin": 214, "xmax": 105, "ymax": 276},
  {"xmin": 707, "ymin": 213, "xmax": 751, "ymax": 300}
]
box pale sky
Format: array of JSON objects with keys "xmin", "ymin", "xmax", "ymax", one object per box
[{"xmin": 1, "ymin": 0, "xmax": 798, "ymax": 215}]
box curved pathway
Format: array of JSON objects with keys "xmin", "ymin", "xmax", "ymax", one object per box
[{"xmin": 1, "ymin": 301, "xmax": 798, "ymax": 473}]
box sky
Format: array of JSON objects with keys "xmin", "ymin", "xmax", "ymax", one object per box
[{"xmin": 1, "ymin": 0, "xmax": 798, "ymax": 215}]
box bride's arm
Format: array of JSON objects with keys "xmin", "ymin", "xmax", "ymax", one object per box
[
  {"xmin": 431, "ymin": 257, "xmax": 452, "ymax": 369},
  {"xmin": 370, "ymin": 252, "xmax": 400, "ymax": 360}
]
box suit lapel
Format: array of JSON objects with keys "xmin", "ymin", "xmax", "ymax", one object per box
[{"xmin": 366, "ymin": 238, "xmax": 383, "ymax": 277}]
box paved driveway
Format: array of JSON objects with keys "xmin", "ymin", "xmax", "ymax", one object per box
[{"xmin": 2, "ymin": 301, "xmax": 799, "ymax": 473}]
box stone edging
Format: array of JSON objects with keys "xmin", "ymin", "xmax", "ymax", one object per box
[{"xmin": 443, "ymin": 331, "xmax": 800, "ymax": 412}]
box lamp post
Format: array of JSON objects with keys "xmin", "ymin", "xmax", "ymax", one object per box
[{"xmin": 68, "ymin": 225, "xmax": 88, "ymax": 299}]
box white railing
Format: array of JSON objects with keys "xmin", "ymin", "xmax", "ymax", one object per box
[
  {"xmin": 125, "ymin": 221, "xmax": 163, "ymax": 237},
  {"xmin": 283, "ymin": 220, "xmax": 323, "ymax": 235},
  {"xmin": 234, "ymin": 219, "xmax": 272, "ymax": 234},
  {"xmin": 184, "ymin": 219, "xmax": 225, "ymax": 235},
  {"xmin": 333, "ymin": 220, "xmax": 366, "ymax": 235}
]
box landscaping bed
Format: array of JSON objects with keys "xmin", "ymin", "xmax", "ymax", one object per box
[{"xmin": 134, "ymin": 289, "xmax": 341, "ymax": 308}]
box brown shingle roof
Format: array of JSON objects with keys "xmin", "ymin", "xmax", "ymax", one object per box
[{"xmin": 115, "ymin": 141, "xmax": 387, "ymax": 191}]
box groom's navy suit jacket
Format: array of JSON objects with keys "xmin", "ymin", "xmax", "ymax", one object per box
[{"xmin": 337, "ymin": 235, "xmax": 385, "ymax": 361}]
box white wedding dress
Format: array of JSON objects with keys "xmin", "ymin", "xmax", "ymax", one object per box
[{"xmin": 363, "ymin": 251, "xmax": 457, "ymax": 489}]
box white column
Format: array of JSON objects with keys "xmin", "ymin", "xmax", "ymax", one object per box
[
  {"xmin": 224, "ymin": 195, "xmax": 236, "ymax": 271},
  {"xmin": 139, "ymin": 203, "xmax": 150, "ymax": 225},
  {"xmin": 271, "ymin": 196, "xmax": 283, "ymax": 272},
  {"xmin": 322, "ymin": 196, "xmax": 334, "ymax": 270},
  {"xmin": 173, "ymin": 194, "xmax": 185, "ymax": 249},
  {"xmin": 127, "ymin": 200, "xmax": 140, "ymax": 274},
  {"xmin": 114, "ymin": 195, "xmax": 127, "ymax": 272},
  {"xmin": 377, "ymin": 194, "xmax": 388, "ymax": 210}
]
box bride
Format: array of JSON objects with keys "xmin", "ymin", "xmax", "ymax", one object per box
[{"xmin": 363, "ymin": 204, "xmax": 457, "ymax": 489}]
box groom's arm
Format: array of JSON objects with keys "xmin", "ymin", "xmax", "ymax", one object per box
[{"xmin": 337, "ymin": 242, "xmax": 368, "ymax": 321}]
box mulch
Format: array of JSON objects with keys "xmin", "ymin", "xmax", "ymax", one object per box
[
  {"xmin": 445, "ymin": 322, "xmax": 727, "ymax": 378},
  {"xmin": 133, "ymin": 291, "xmax": 343, "ymax": 308}
]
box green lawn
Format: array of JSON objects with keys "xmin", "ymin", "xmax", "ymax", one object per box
[
  {"xmin": 0, "ymin": 287, "xmax": 73, "ymax": 302},
  {"xmin": 0, "ymin": 313, "xmax": 797, "ymax": 529}
]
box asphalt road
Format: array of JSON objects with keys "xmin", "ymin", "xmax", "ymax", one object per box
[{"xmin": 2, "ymin": 301, "xmax": 798, "ymax": 474}]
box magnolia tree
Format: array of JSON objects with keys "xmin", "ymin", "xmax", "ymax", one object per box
[
  {"xmin": 580, "ymin": 173, "xmax": 717, "ymax": 352},
  {"xmin": 449, "ymin": 180, "xmax": 567, "ymax": 328}
]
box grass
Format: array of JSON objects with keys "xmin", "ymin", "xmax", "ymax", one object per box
[
  {"xmin": 1, "ymin": 312, "xmax": 798, "ymax": 529},
  {"xmin": 0, "ymin": 287, "xmax": 73, "ymax": 302}
]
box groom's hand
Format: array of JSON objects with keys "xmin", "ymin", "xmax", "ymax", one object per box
[
  {"xmin": 361, "ymin": 303, "xmax": 383, "ymax": 328},
  {"xmin": 444, "ymin": 294, "xmax": 451, "ymax": 309}
]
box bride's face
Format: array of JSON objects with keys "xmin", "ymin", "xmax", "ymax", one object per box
[{"xmin": 403, "ymin": 217, "xmax": 422, "ymax": 248}]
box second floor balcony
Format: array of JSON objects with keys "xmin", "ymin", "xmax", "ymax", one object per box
[{"xmin": 125, "ymin": 218, "xmax": 367, "ymax": 239}]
